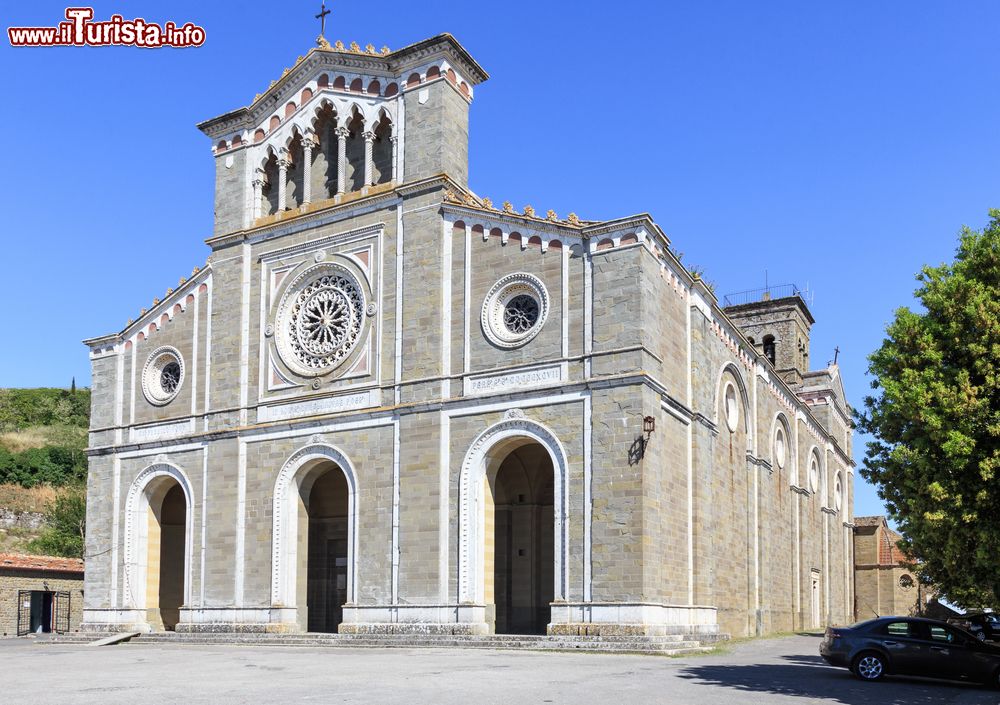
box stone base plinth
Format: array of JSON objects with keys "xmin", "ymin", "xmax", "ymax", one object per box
[
  {"xmin": 85, "ymin": 602, "xmax": 722, "ymax": 638},
  {"xmin": 548, "ymin": 602, "xmax": 720, "ymax": 636}
]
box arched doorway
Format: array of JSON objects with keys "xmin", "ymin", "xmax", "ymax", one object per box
[
  {"xmin": 148, "ymin": 482, "xmax": 186, "ymax": 631},
  {"xmin": 124, "ymin": 464, "xmax": 192, "ymax": 633},
  {"xmin": 486, "ymin": 443, "xmax": 554, "ymax": 634},
  {"xmin": 272, "ymin": 444, "xmax": 358, "ymax": 633},
  {"xmin": 302, "ymin": 465, "xmax": 349, "ymax": 633}
]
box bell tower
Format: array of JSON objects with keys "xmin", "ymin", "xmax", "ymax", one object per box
[
  {"xmin": 196, "ymin": 34, "xmax": 488, "ymax": 238},
  {"xmin": 723, "ymin": 288, "xmax": 814, "ymax": 385}
]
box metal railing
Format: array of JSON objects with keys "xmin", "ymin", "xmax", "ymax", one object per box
[{"xmin": 722, "ymin": 284, "xmax": 804, "ymax": 308}]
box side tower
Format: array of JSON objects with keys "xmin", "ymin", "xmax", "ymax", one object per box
[{"xmin": 722, "ymin": 288, "xmax": 813, "ymax": 386}]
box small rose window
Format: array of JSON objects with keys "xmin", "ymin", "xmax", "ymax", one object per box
[
  {"xmin": 142, "ymin": 347, "xmax": 184, "ymax": 406},
  {"xmin": 482, "ymin": 273, "xmax": 549, "ymax": 348}
]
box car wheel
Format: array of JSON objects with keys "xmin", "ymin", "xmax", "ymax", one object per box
[
  {"xmin": 978, "ymin": 632, "xmax": 987, "ymax": 641},
  {"xmin": 853, "ymin": 652, "xmax": 886, "ymax": 682}
]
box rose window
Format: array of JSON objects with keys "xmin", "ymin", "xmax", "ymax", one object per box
[
  {"xmin": 160, "ymin": 362, "xmax": 181, "ymax": 394},
  {"xmin": 504, "ymin": 294, "xmax": 540, "ymax": 334},
  {"xmin": 142, "ymin": 347, "xmax": 184, "ymax": 406},
  {"xmin": 482, "ymin": 273, "xmax": 549, "ymax": 348},
  {"xmin": 275, "ymin": 264, "xmax": 366, "ymax": 377}
]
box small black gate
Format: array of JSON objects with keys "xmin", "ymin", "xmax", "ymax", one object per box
[
  {"xmin": 15, "ymin": 590, "xmax": 71, "ymax": 635},
  {"xmin": 16, "ymin": 590, "xmax": 32, "ymax": 637},
  {"xmin": 53, "ymin": 591, "xmax": 70, "ymax": 634}
]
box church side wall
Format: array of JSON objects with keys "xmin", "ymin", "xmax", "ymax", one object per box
[
  {"xmin": 688, "ymin": 307, "xmax": 752, "ymax": 637},
  {"xmin": 754, "ymin": 390, "xmax": 795, "ymax": 634},
  {"xmin": 82, "ymin": 454, "xmax": 113, "ymax": 611}
]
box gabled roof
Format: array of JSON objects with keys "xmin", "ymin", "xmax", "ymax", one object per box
[{"xmin": 197, "ymin": 33, "xmax": 488, "ymax": 140}]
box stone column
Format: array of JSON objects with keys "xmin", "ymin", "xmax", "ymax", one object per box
[
  {"xmin": 390, "ymin": 135, "xmax": 398, "ymax": 183},
  {"xmin": 251, "ymin": 168, "xmax": 265, "ymax": 220},
  {"xmin": 277, "ymin": 150, "xmax": 290, "ymax": 211},
  {"xmin": 362, "ymin": 131, "xmax": 375, "ymax": 186},
  {"xmin": 335, "ymin": 126, "xmax": 349, "ymax": 194},
  {"xmin": 301, "ymin": 133, "xmax": 316, "ymax": 205}
]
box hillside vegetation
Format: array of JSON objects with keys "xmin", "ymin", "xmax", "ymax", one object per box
[
  {"xmin": 0, "ymin": 388, "xmax": 89, "ymax": 487},
  {"xmin": 0, "ymin": 388, "xmax": 89, "ymax": 557}
]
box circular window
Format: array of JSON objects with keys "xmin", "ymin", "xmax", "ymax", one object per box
[
  {"xmin": 274, "ymin": 263, "xmax": 366, "ymax": 377},
  {"xmin": 809, "ymin": 454, "xmax": 821, "ymax": 493},
  {"xmin": 899, "ymin": 574, "xmax": 914, "ymax": 590},
  {"xmin": 142, "ymin": 347, "xmax": 185, "ymax": 406},
  {"xmin": 774, "ymin": 426, "xmax": 786, "ymax": 469},
  {"xmin": 834, "ymin": 472, "xmax": 843, "ymax": 510},
  {"xmin": 724, "ymin": 383, "xmax": 739, "ymax": 432},
  {"xmin": 482, "ymin": 273, "xmax": 549, "ymax": 348}
]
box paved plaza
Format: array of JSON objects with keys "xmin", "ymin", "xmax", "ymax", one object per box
[{"xmin": 3, "ymin": 634, "xmax": 996, "ymax": 704}]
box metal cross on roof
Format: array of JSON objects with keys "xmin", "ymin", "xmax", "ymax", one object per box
[{"xmin": 316, "ymin": 1, "xmax": 331, "ymax": 40}]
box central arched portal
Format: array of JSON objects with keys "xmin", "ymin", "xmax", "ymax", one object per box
[
  {"xmin": 272, "ymin": 444, "xmax": 358, "ymax": 634},
  {"xmin": 302, "ymin": 465, "xmax": 349, "ymax": 633},
  {"xmin": 486, "ymin": 442, "xmax": 555, "ymax": 635}
]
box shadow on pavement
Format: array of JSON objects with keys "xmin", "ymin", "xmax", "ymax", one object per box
[{"xmin": 677, "ymin": 656, "xmax": 997, "ymax": 705}]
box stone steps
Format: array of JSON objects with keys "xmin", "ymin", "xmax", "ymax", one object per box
[{"xmin": 48, "ymin": 631, "xmax": 725, "ymax": 655}]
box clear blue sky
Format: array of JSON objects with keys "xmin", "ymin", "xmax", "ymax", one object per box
[{"xmin": 2, "ymin": 1, "xmax": 998, "ymax": 520}]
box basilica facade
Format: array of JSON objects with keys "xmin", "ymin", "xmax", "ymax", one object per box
[{"xmin": 83, "ymin": 33, "xmax": 855, "ymax": 639}]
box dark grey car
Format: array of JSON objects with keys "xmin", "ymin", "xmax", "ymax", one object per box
[{"xmin": 820, "ymin": 616, "xmax": 1000, "ymax": 686}]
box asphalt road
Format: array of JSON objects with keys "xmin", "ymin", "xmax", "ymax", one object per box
[{"xmin": 2, "ymin": 633, "xmax": 997, "ymax": 704}]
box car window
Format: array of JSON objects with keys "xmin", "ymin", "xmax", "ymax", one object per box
[
  {"xmin": 926, "ymin": 625, "xmax": 964, "ymax": 644},
  {"xmin": 882, "ymin": 621, "xmax": 914, "ymax": 637}
]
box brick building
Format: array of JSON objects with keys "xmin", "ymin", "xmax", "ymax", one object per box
[
  {"xmin": 82, "ymin": 33, "xmax": 854, "ymax": 640},
  {"xmin": 0, "ymin": 553, "xmax": 84, "ymax": 637},
  {"xmin": 853, "ymin": 516, "xmax": 929, "ymax": 620}
]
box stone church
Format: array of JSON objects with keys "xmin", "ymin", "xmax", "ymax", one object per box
[{"xmin": 83, "ymin": 33, "xmax": 855, "ymax": 639}]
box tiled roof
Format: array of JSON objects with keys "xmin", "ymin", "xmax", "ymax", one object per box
[
  {"xmin": 0, "ymin": 553, "xmax": 84, "ymax": 574},
  {"xmin": 879, "ymin": 528, "xmax": 906, "ymax": 565}
]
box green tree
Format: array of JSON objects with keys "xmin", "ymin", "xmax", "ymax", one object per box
[
  {"xmin": 28, "ymin": 488, "xmax": 86, "ymax": 559},
  {"xmin": 858, "ymin": 210, "xmax": 1000, "ymax": 608}
]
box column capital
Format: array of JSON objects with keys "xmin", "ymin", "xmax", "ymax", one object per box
[
  {"xmin": 301, "ymin": 134, "xmax": 317, "ymax": 151},
  {"xmin": 362, "ymin": 131, "xmax": 376, "ymax": 143},
  {"xmin": 334, "ymin": 126, "xmax": 350, "ymax": 140}
]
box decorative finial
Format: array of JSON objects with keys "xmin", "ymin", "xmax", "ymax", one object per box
[
  {"xmin": 165, "ymin": 288, "xmax": 174, "ymax": 296},
  {"xmin": 315, "ymin": 0, "xmax": 331, "ymax": 45},
  {"xmin": 502, "ymin": 200, "xmax": 514, "ymax": 213},
  {"xmin": 152, "ymin": 298, "xmax": 160, "ymax": 306},
  {"xmin": 546, "ymin": 209, "xmax": 558, "ymax": 221},
  {"xmin": 523, "ymin": 205, "xmax": 535, "ymax": 218},
  {"xmin": 192, "ymin": 266, "xmax": 200, "ymax": 275},
  {"xmin": 334, "ymin": 39, "xmax": 345, "ymax": 50},
  {"xmin": 179, "ymin": 277, "xmax": 187, "ymax": 286},
  {"xmin": 567, "ymin": 212, "xmax": 580, "ymax": 226},
  {"xmin": 381, "ymin": 45, "xmax": 390, "ymax": 55},
  {"xmin": 365, "ymin": 43, "xmax": 377, "ymax": 54},
  {"xmin": 349, "ymin": 41, "xmax": 361, "ymax": 53},
  {"xmin": 140, "ymin": 308, "xmax": 147, "ymax": 315},
  {"xmin": 481, "ymin": 197, "xmax": 493, "ymax": 210},
  {"xmin": 127, "ymin": 318, "xmax": 134, "ymax": 326}
]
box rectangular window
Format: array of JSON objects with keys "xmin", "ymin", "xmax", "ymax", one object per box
[
  {"xmin": 884, "ymin": 621, "xmax": 913, "ymax": 637},
  {"xmin": 927, "ymin": 625, "xmax": 958, "ymax": 643}
]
